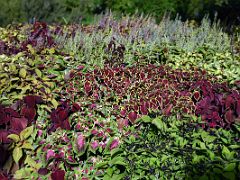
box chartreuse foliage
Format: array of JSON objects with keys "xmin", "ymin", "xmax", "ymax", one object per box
[
  {"xmin": 96, "ymin": 115, "xmax": 240, "ymax": 180},
  {"xmin": 7, "ymin": 126, "xmax": 42, "ymax": 179}
]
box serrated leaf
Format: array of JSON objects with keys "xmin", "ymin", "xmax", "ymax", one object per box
[
  {"xmin": 199, "ymin": 142, "xmax": 207, "ymax": 149},
  {"xmin": 25, "ymin": 155, "xmax": 37, "ymax": 167},
  {"xmin": 207, "ymin": 150, "xmax": 215, "ymax": 161},
  {"xmin": 21, "ymin": 141, "xmax": 34, "ymax": 150},
  {"xmin": 224, "ymin": 163, "xmax": 236, "ymax": 172},
  {"xmin": 96, "ymin": 161, "xmax": 108, "ymax": 168},
  {"xmin": 103, "ymin": 174, "xmax": 112, "ymax": 180},
  {"xmin": 229, "ymin": 145, "xmax": 240, "ymax": 149},
  {"xmin": 51, "ymin": 98, "xmax": 59, "ymax": 109},
  {"xmin": 110, "ymin": 148, "xmax": 123, "ymax": 157},
  {"xmin": 106, "ymin": 167, "xmax": 114, "ymax": 176},
  {"xmin": 201, "ymin": 131, "xmax": 216, "ymax": 143},
  {"xmin": 27, "ymin": 44, "xmax": 35, "ymax": 55},
  {"xmin": 222, "ymin": 146, "xmax": 232, "ymax": 160},
  {"xmin": 7, "ymin": 134, "xmax": 20, "ymax": 143},
  {"xmin": 19, "ymin": 68, "xmax": 27, "ymax": 78},
  {"xmin": 14, "ymin": 167, "xmax": 33, "ymax": 179},
  {"xmin": 152, "ymin": 116, "xmax": 166, "ymax": 132},
  {"xmin": 48, "ymin": 48, "xmax": 55, "ymax": 54},
  {"xmin": 35, "ymin": 68, "xmax": 42, "ymax": 78},
  {"xmin": 109, "ymin": 156, "xmax": 127, "ymax": 166},
  {"xmin": 13, "ymin": 147, "xmax": 23, "ymax": 164},
  {"xmin": 20, "ymin": 126, "xmax": 34, "ymax": 140},
  {"xmin": 222, "ymin": 172, "xmax": 236, "ymax": 180},
  {"xmin": 138, "ymin": 115, "xmax": 151, "ymax": 123}
]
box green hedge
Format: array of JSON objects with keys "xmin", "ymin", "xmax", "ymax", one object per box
[{"xmin": 0, "ymin": 0, "xmax": 239, "ymax": 27}]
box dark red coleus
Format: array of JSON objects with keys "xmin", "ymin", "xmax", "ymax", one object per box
[
  {"xmin": 193, "ymin": 91, "xmax": 201, "ymax": 101},
  {"xmin": 0, "ymin": 170, "xmax": 8, "ymax": 180},
  {"xmin": 49, "ymin": 102, "xmax": 81, "ymax": 133},
  {"xmin": 10, "ymin": 117, "xmax": 28, "ymax": 134},
  {"xmin": 50, "ymin": 106, "xmax": 70, "ymax": 132},
  {"xmin": 128, "ymin": 111, "xmax": 138, "ymax": 123},
  {"xmin": 84, "ymin": 81, "xmax": 92, "ymax": 95},
  {"xmin": 21, "ymin": 95, "xmax": 43, "ymax": 123},
  {"xmin": 0, "ymin": 96, "xmax": 43, "ymax": 144},
  {"xmin": 163, "ymin": 104, "xmax": 173, "ymax": 116},
  {"xmin": 140, "ymin": 102, "xmax": 148, "ymax": 115},
  {"xmin": 51, "ymin": 169, "xmax": 65, "ymax": 180},
  {"xmin": 237, "ymin": 99, "xmax": 240, "ymax": 117},
  {"xmin": 225, "ymin": 110, "xmax": 235, "ymax": 124},
  {"xmin": 64, "ymin": 64, "xmax": 240, "ymax": 130},
  {"xmin": 38, "ymin": 168, "xmax": 49, "ymax": 175}
]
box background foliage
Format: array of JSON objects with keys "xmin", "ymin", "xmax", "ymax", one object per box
[{"xmin": 0, "ymin": 0, "xmax": 239, "ymax": 27}]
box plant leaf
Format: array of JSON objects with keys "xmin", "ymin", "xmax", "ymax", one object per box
[
  {"xmin": 13, "ymin": 147, "xmax": 23, "ymax": 164},
  {"xmin": 51, "ymin": 98, "xmax": 59, "ymax": 109},
  {"xmin": 7, "ymin": 134, "xmax": 20, "ymax": 143},
  {"xmin": 109, "ymin": 156, "xmax": 127, "ymax": 166},
  {"xmin": 14, "ymin": 167, "xmax": 33, "ymax": 179},
  {"xmin": 21, "ymin": 141, "xmax": 34, "ymax": 150},
  {"xmin": 20, "ymin": 126, "xmax": 34, "ymax": 140},
  {"xmin": 19, "ymin": 68, "xmax": 27, "ymax": 78},
  {"xmin": 224, "ymin": 163, "xmax": 236, "ymax": 172},
  {"xmin": 35, "ymin": 68, "xmax": 42, "ymax": 78}
]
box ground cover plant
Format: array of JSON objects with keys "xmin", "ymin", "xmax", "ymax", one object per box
[{"xmin": 0, "ymin": 14, "xmax": 240, "ymax": 179}]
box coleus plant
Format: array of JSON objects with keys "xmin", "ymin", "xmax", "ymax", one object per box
[
  {"xmin": 21, "ymin": 22, "xmax": 55, "ymax": 54},
  {"xmin": 59, "ymin": 64, "xmax": 240, "ymax": 130},
  {"xmin": 0, "ymin": 22, "xmax": 56, "ymax": 56},
  {"xmin": 0, "ymin": 95, "xmax": 43, "ymax": 170}
]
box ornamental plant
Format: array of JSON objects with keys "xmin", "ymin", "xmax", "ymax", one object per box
[
  {"xmin": 95, "ymin": 115, "xmax": 240, "ymax": 180},
  {"xmin": 58, "ymin": 64, "xmax": 240, "ymax": 129}
]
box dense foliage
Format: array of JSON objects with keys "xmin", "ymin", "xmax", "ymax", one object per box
[
  {"xmin": 0, "ymin": 15, "xmax": 240, "ymax": 179},
  {"xmin": 0, "ymin": 0, "xmax": 239, "ymax": 27}
]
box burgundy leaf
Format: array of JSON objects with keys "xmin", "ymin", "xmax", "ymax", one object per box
[
  {"xmin": 236, "ymin": 99, "xmax": 240, "ymax": 117},
  {"xmin": 51, "ymin": 169, "xmax": 65, "ymax": 180},
  {"xmin": 120, "ymin": 109, "xmax": 127, "ymax": 117},
  {"xmin": 209, "ymin": 121, "xmax": 217, "ymax": 128},
  {"xmin": 10, "ymin": 117, "xmax": 28, "ymax": 133},
  {"xmin": 71, "ymin": 103, "xmax": 81, "ymax": 113},
  {"xmin": 128, "ymin": 111, "xmax": 138, "ymax": 123},
  {"xmin": 225, "ymin": 110, "xmax": 234, "ymax": 123},
  {"xmin": 0, "ymin": 130, "xmax": 10, "ymax": 144},
  {"xmin": 140, "ymin": 103, "xmax": 148, "ymax": 115},
  {"xmin": 4, "ymin": 108, "xmax": 20, "ymax": 117},
  {"xmin": 51, "ymin": 108, "xmax": 68, "ymax": 123},
  {"xmin": 163, "ymin": 104, "xmax": 173, "ymax": 116},
  {"xmin": 0, "ymin": 170, "xmax": 8, "ymax": 180},
  {"xmin": 38, "ymin": 168, "xmax": 49, "ymax": 175},
  {"xmin": 117, "ymin": 118, "xmax": 129, "ymax": 130},
  {"xmin": 61, "ymin": 119, "xmax": 71, "ymax": 130},
  {"xmin": 24, "ymin": 95, "xmax": 43, "ymax": 108},
  {"xmin": 193, "ymin": 91, "xmax": 201, "ymax": 101},
  {"xmin": 225, "ymin": 95, "xmax": 234, "ymax": 110},
  {"xmin": 84, "ymin": 81, "xmax": 92, "ymax": 94},
  {"xmin": 21, "ymin": 107, "xmax": 36, "ymax": 121}
]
